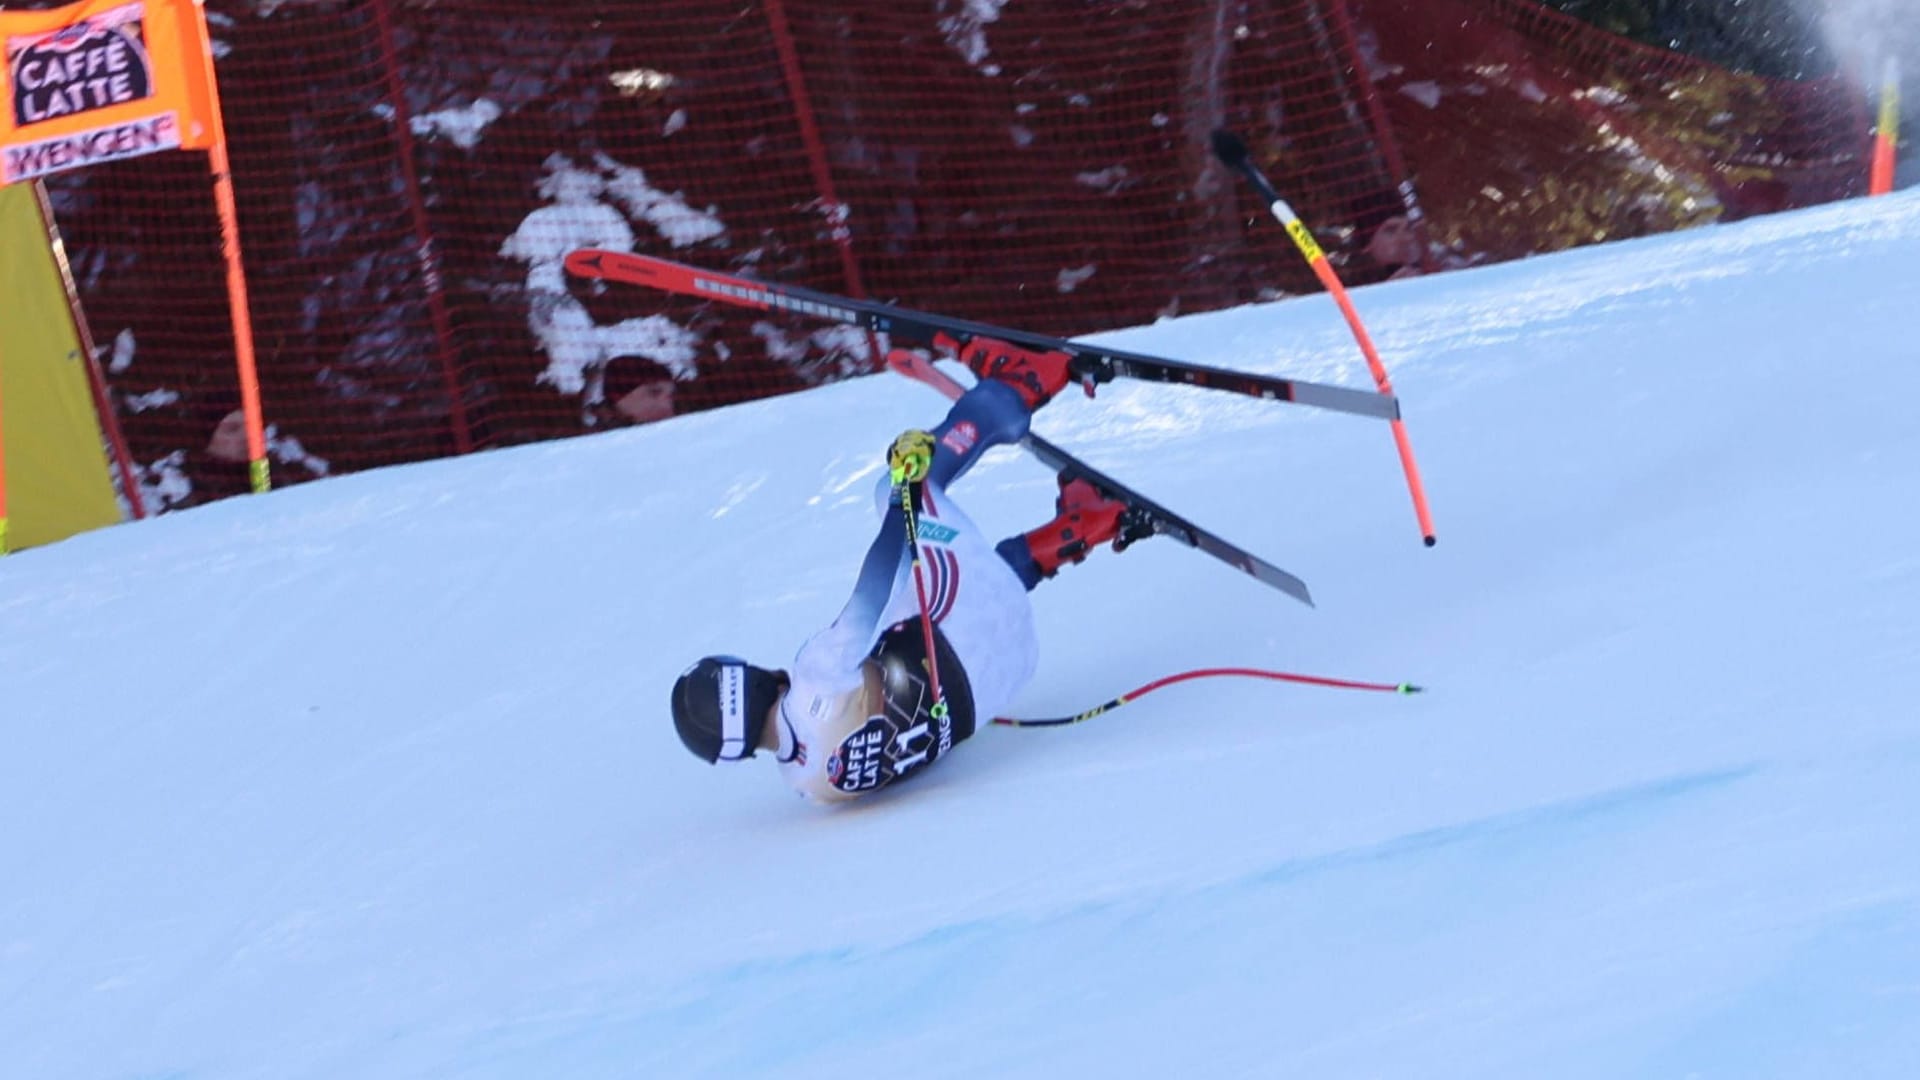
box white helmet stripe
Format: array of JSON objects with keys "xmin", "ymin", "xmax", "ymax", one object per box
[{"xmin": 718, "ymin": 662, "xmax": 749, "ymax": 760}]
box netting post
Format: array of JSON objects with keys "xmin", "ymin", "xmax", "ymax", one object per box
[
  {"xmin": 761, "ymin": 0, "xmax": 884, "ymax": 369},
  {"xmin": 369, "ymin": 0, "xmax": 475, "ymax": 454},
  {"xmin": 31, "ymin": 180, "xmax": 146, "ymax": 520},
  {"xmin": 1322, "ymin": 0, "xmax": 1435, "ymax": 272}
]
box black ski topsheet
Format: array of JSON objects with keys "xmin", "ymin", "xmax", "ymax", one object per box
[
  {"xmin": 885, "ymin": 350, "xmax": 1313, "ymax": 607},
  {"xmin": 1023, "ymin": 429, "xmax": 1313, "ymax": 606},
  {"xmin": 564, "ymin": 249, "xmax": 1400, "ymax": 423},
  {"xmin": 567, "ymin": 248, "xmax": 1319, "ymax": 606}
]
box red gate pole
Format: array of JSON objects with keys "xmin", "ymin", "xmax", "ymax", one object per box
[
  {"xmin": 762, "ymin": 0, "xmax": 885, "ymax": 368},
  {"xmin": 369, "ymin": 0, "xmax": 475, "ymax": 454},
  {"xmin": 1323, "ymin": 0, "xmax": 1437, "ymax": 271}
]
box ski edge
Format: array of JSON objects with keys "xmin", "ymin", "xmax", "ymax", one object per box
[
  {"xmin": 564, "ymin": 249, "xmax": 1399, "ymax": 423},
  {"xmin": 885, "ymin": 350, "xmax": 1314, "ymax": 607}
]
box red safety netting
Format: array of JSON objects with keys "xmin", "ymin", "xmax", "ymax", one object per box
[
  {"xmin": 1348, "ymin": 0, "xmax": 1869, "ymax": 275},
  {"xmin": 39, "ymin": 0, "xmax": 1410, "ymax": 509},
  {"xmin": 21, "ymin": 0, "xmax": 1864, "ymax": 512}
]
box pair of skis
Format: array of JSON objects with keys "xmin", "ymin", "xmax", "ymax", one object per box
[{"xmin": 563, "ymin": 249, "xmax": 1398, "ymax": 608}]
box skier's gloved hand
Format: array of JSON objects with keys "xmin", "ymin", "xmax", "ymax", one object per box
[{"xmin": 888, "ymin": 429, "xmax": 936, "ymax": 486}]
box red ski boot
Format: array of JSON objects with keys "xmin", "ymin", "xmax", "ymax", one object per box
[
  {"xmin": 954, "ymin": 335, "xmax": 1075, "ymax": 410},
  {"xmin": 1017, "ymin": 474, "xmax": 1154, "ymax": 578}
]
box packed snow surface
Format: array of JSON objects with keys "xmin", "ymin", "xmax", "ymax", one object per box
[{"xmin": 5, "ymin": 192, "xmax": 1920, "ymax": 1078}]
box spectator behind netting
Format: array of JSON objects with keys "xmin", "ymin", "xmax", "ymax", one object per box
[
  {"xmin": 1366, "ymin": 215, "xmax": 1477, "ymax": 282},
  {"xmin": 1367, "ymin": 216, "xmax": 1426, "ymax": 281},
  {"xmin": 599, "ymin": 356, "xmax": 680, "ymax": 427},
  {"xmin": 205, "ymin": 408, "xmax": 330, "ymax": 485}
]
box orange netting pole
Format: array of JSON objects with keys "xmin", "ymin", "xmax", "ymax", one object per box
[
  {"xmin": 1872, "ymin": 58, "xmax": 1900, "ymax": 196},
  {"xmin": 206, "ymin": 137, "xmax": 268, "ymax": 493}
]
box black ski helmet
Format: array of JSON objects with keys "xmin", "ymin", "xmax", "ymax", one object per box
[{"xmin": 671, "ymin": 656, "xmax": 788, "ymax": 763}]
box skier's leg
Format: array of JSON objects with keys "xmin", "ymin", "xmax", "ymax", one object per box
[
  {"xmin": 914, "ymin": 336, "xmax": 1076, "ymax": 489},
  {"xmin": 995, "ymin": 475, "xmax": 1141, "ymax": 591},
  {"xmin": 915, "ymin": 380, "xmax": 1026, "ymax": 490}
]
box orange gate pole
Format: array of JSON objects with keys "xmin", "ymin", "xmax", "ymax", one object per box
[
  {"xmin": 1871, "ymin": 57, "xmax": 1901, "ymax": 196},
  {"xmin": 1215, "ymin": 131, "xmax": 1437, "ymax": 546},
  {"xmin": 205, "ymin": 134, "xmax": 269, "ymax": 493}
]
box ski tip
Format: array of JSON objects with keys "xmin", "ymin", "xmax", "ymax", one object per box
[
  {"xmin": 1399, "ymin": 683, "xmax": 1425, "ymax": 695},
  {"xmin": 1210, "ymin": 129, "xmax": 1250, "ymax": 168},
  {"xmin": 1423, "ymin": 534, "xmax": 1437, "ymax": 548}
]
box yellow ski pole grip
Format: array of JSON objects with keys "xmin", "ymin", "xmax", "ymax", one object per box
[{"xmin": 888, "ymin": 429, "xmax": 935, "ymax": 485}]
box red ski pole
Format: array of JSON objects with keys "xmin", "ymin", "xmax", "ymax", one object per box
[{"xmin": 994, "ymin": 666, "xmax": 1422, "ymax": 728}]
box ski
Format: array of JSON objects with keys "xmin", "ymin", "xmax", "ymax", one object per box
[
  {"xmin": 887, "ymin": 349, "xmax": 1314, "ymax": 607},
  {"xmin": 563, "ymin": 249, "xmax": 1400, "ymax": 423}
]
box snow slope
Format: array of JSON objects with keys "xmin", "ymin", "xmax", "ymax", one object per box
[{"xmin": 5, "ymin": 192, "xmax": 1920, "ymax": 1078}]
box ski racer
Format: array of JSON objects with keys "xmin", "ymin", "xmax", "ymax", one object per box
[{"xmin": 669, "ymin": 338, "xmax": 1150, "ymax": 802}]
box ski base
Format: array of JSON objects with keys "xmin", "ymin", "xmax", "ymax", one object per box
[
  {"xmin": 564, "ymin": 249, "xmax": 1399, "ymax": 423},
  {"xmin": 566, "ymin": 247, "xmax": 1328, "ymax": 606},
  {"xmin": 887, "ymin": 350, "xmax": 1313, "ymax": 607}
]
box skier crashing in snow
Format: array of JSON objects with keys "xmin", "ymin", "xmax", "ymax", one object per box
[{"xmin": 670, "ymin": 338, "xmax": 1151, "ymax": 802}]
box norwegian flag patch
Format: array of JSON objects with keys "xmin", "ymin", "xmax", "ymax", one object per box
[{"xmin": 940, "ymin": 422, "xmax": 978, "ymax": 456}]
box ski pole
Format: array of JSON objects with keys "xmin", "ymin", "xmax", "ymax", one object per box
[
  {"xmin": 993, "ymin": 666, "xmax": 1422, "ymax": 728},
  {"xmin": 1212, "ymin": 130, "xmax": 1438, "ymax": 548},
  {"xmin": 891, "ymin": 436, "xmax": 952, "ymax": 727}
]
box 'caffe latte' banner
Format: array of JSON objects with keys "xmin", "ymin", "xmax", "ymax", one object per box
[{"xmin": 0, "ymin": 0, "xmax": 220, "ymax": 184}]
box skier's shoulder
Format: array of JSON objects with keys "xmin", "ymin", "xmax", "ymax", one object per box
[{"xmin": 777, "ymin": 661, "xmax": 882, "ymax": 803}]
